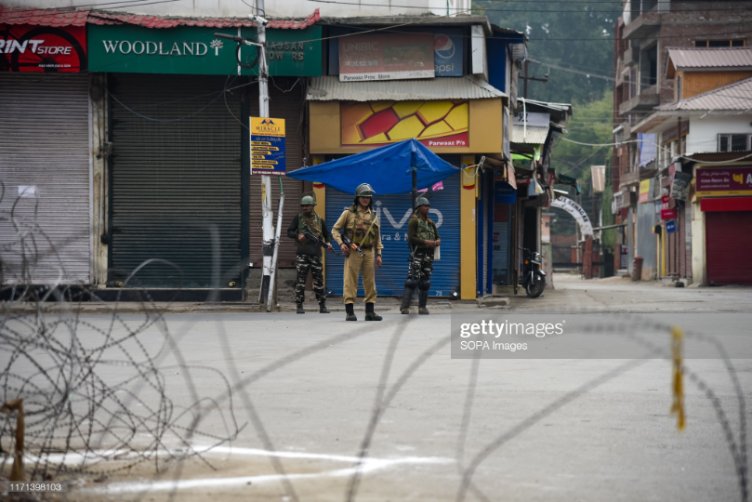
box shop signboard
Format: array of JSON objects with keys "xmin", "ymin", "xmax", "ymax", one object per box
[
  {"xmin": 695, "ymin": 166, "xmax": 752, "ymax": 198},
  {"xmin": 1, "ymin": 25, "xmax": 86, "ymax": 72},
  {"xmin": 341, "ymin": 100, "xmax": 469, "ymax": 147},
  {"xmin": 661, "ymin": 208, "xmax": 677, "ymax": 220},
  {"xmin": 88, "ymin": 24, "xmax": 321, "ymax": 76},
  {"xmin": 250, "ymin": 117, "xmax": 286, "ymax": 175},
  {"xmin": 339, "ymin": 33, "xmax": 435, "ymax": 81}
]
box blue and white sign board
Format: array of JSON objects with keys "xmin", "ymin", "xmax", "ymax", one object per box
[{"xmin": 250, "ymin": 117, "xmax": 286, "ymax": 175}]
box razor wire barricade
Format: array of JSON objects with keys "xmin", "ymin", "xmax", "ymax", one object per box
[
  {"xmin": 0, "ymin": 184, "xmax": 242, "ymax": 493},
  {"xmin": 1, "ymin": 183, "xmax": 750, "ymax": 502}
]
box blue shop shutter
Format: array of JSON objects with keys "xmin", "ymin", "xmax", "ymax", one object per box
[{"xmin": 325, "ymin": 173, "xmax": 460, "ymax": 297}]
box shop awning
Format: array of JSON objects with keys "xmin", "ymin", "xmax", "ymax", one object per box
[
  {"xmin": 511, "ymin": 124, "xmax": 548, "ymax": 144},
  {"xmin": 287, "ymin": 139, "xmax": 460, "ymax": 195},
  {"xmin": 307, "ymin": 75, "xmax": 507, "ymax": 102}
]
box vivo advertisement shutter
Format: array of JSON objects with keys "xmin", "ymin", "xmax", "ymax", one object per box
[{"xmin": 325, "ymin": 174, "xmax": 460, "ymax": 297}]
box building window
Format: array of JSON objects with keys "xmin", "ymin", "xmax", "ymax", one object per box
[
  {"xmin": 695, "ymin": 39, "xmax": 745, "ymax": 48},
  {"xmin": 640, "ymin": 44, "xmax": 658, "ymax": 89},
  {"xmin": 718, "ymin": 134, "xmax": 752, "ymax": 152}
]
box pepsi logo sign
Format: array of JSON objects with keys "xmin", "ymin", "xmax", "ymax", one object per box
[{"xmin": 434, "ymin": 34, "xmax": 455, "ymax": 60}]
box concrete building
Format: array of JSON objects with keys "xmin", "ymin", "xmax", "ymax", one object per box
[
  {"xmin": 1, "ymin": 1, "xmax": 550, "ymax": 301},
  {"xmin": 611, "ymin": 0, "xmax": 752, "ymax": 283}
]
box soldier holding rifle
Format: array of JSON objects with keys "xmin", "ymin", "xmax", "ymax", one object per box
[
  {"xmin": 287, "ymin": 195, "xmax": 332, "ymax": 314},
  {"xmin": 400, "ymin": 196, "xmax": 440, "ymax": 315},
  {"xmin": 331, "ymin": 183, "xmax": 383, "ymax": 322}
]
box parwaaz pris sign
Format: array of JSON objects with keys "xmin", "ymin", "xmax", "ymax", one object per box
[{"xmin": 0, "ymin": 25, "xmax": 86, "ymax": 72}]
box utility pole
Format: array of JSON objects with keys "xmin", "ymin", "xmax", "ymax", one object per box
[
  {"xmin": 521, "ymin": 60, "xmax": 549, "ymax": 98},
  {"xmin": 216, "ymin": 0, "xmax": 278, "ymax": 309},
  {"xmin": 255, "ymin": 0, "xmax": 276, "ymax": 306}
]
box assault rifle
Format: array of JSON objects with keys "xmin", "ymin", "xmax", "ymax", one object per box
[
  {"xmin": 303, "ymin": 230, "xmax": 332, "ymax": 251},
  {"xmin": 341, "ymin": 234, "xmax": 364, "ymax": 255}
]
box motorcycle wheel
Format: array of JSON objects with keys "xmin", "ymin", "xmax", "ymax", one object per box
[{"xmin": 525, "ymin": 272, "xmax": 545, "ymax": 298}]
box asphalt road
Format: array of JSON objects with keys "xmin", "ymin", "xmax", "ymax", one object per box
[{"xmin": 3, "ymin": 274, "xmax": 751, "ymax": 501}]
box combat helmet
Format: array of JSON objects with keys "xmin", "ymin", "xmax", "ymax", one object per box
[
  {"xmin": 415, "ymin": 196, "xmax": 431, "ymax": 208},
  {"xmin": 300, "ymin": 195, "xmax": 316, "ymax": 206},
  {"xmin": 355, "ymin": 183, "xmax": 374, "ymax": 197}
]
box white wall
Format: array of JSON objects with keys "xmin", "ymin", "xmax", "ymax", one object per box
[
  {"xmin": 7, "ymin": 0, "xmax": 470, "ymax": 18},
  {"xmin": 686, "ymin": 115, "xmax": 752, "ymax": 155}
]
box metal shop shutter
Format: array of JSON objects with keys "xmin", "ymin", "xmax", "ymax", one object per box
[
  {"xmin": 248, "ymin": 78, "xmax": 305, "ymax": 269},
  {"xmin": 108, "ymin": 74, "xmax": 242, "ymax": 288},
  {"xmin": 705, "ymin": 211, "xmax": 752, "ymax": 285},
  {"xmin": 0, "ymin": 73, "xmax": 90, "ymax": 285},
  {"xmin": 325, "ymin": 173, "xmax": 461, "ymax": 297}
]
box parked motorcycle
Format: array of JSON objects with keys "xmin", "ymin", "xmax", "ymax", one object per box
[{"xmin": 521, "ymin": 248, "xmax": 546, "ymax": 298}]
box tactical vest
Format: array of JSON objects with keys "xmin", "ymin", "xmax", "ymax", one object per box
[
  {"xmin": 349, "ymin": 207, "xmax": 379, "ymax": 247},
  {"xmin": 414, "ymin": 216, "xmax": 437, "ymax": 242},
  {"xmin": 298, "ymin": 212, "xmax": 323, "ymax": 238}
]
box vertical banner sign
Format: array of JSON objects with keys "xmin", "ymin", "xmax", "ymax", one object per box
[{"xmin": 250, "ymin": 117, "xmax": 286, "ymax": 175}]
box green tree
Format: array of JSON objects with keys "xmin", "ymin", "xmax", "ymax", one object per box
[
  {"xmin": 552, "ymin": 90, "xmax": 613, "ymax": 191},
  {"xmin": 474, "ymin": 0, "xmax": 617, "ymax": 103}
]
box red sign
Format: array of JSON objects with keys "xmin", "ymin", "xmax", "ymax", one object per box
[
  {"xmin": 661, "ymin": 208, "xmax": 677, "ymax": 220},
  {"xmin": 696, "ymin": 166, "xmax": 752, "ymax": 197},
  {"xmin": 1, "ymin": 25, "xmax": 86, "ymax": 72}
]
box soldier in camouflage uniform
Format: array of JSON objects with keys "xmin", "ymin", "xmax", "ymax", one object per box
[
  {"xmin": 287, "ymin": 195, "xmax": 332, "ymax": 314},
  {"xmin": 400, "ymin": 196, "xmax": 440, "ymax": 315}
]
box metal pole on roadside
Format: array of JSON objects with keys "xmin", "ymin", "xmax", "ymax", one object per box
[{"xmin": 255, "ymin": 0, "xmax": 275, "ymax": 305}]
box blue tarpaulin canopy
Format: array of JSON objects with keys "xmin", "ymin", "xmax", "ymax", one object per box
[{"xmin": 287, "ymin": 139, "xmax": 460, "ymax": 195}]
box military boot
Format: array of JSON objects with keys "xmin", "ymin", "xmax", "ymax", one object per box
[
  {"xmin": 418, "ymin": 291, "xmax": 429, "ymax": 315},
  {"xmin": 345, "ymin": 303, "xmax": 357, "ymax": 321},
  {"xmin": 296, "ymin": 304, "xmax": 305, "ymax": 314},
  {"xmin": 319, "ymin": 300, "xmax": 330, "ymax": 314},
  {"xmin": 365, "ymin": 302, "xmax": 383, "ymax": 321},
  {"xmin": 400, "ymin": 287, "xmax": 415, "ymax": 314}
]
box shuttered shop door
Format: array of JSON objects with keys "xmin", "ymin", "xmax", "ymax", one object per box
[
  {"xmin": 108, "ymin": 75, "xmax": 242, "ymax": 288},
  {"xmin": 248, "ymin": 78, "xmax": 305, "ymax": 269},
  {"xmin": 325, "ymin": 173, "xmax": 461, "ymax": 297},
  {"xmin": 0, "ymin": 73, "xmax": 90, "ymax": 284},
  {"xmin": 705, "ymin": 211, "xmax": 752, "ymax": 285}
]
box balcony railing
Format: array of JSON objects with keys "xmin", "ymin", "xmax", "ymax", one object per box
[
  {"xmin": 623, "ymin": 9, "xmax": 660, "ymax": 40},
  {"xmin": 618, "ymin": 84, "xmax": 660, "ymax": 115}
]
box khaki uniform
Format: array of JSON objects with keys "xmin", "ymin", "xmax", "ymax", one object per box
[{"xmin": 331, "ymin": 206, "xmax": 383, "ymax": 304}]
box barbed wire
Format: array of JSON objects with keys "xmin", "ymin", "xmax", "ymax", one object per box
[{"xmin": 0, "ymin": 186, "xmax": 749, "ymax": 502}]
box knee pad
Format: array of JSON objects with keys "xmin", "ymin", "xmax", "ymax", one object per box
[
  {"xmin": 419, "ymin": 281, "xmax": 431, "ymax": 291},
  {"xmin": 405, "ymin": 278, "xmax": 418, "ymax": 288}
]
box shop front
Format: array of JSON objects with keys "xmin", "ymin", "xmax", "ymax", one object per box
[
  {"xmin": 307, "ymin": 77, "xmax": 506, "ymax": 299},
  {"xmin": 694, "ymin": 165, "xmax": 752, "ymax": 285},
  {"xmin": 0, "ymin": 11, "xmax": 90, "ymax": 289},
  {"xmin": 87, "ymin": 17, "xmax": 321, "ymax": 293}
]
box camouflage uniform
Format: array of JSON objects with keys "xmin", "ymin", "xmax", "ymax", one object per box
[
  {"xmin": 401, "ymin": 208, "xmax": 439, "ymax": 314},
  {"xmin": 287, "ymin": 211, "xmax": 330, "ymax": 311}
]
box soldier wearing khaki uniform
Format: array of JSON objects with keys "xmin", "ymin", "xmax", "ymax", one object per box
[{"xmin": 331, "ymin": 183, "xmax": 383, "ymax": 321}]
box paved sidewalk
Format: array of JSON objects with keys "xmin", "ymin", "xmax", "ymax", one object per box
[{"xmin": 3, "ymin": 273, "xmax": 751, "ymax": 315}]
